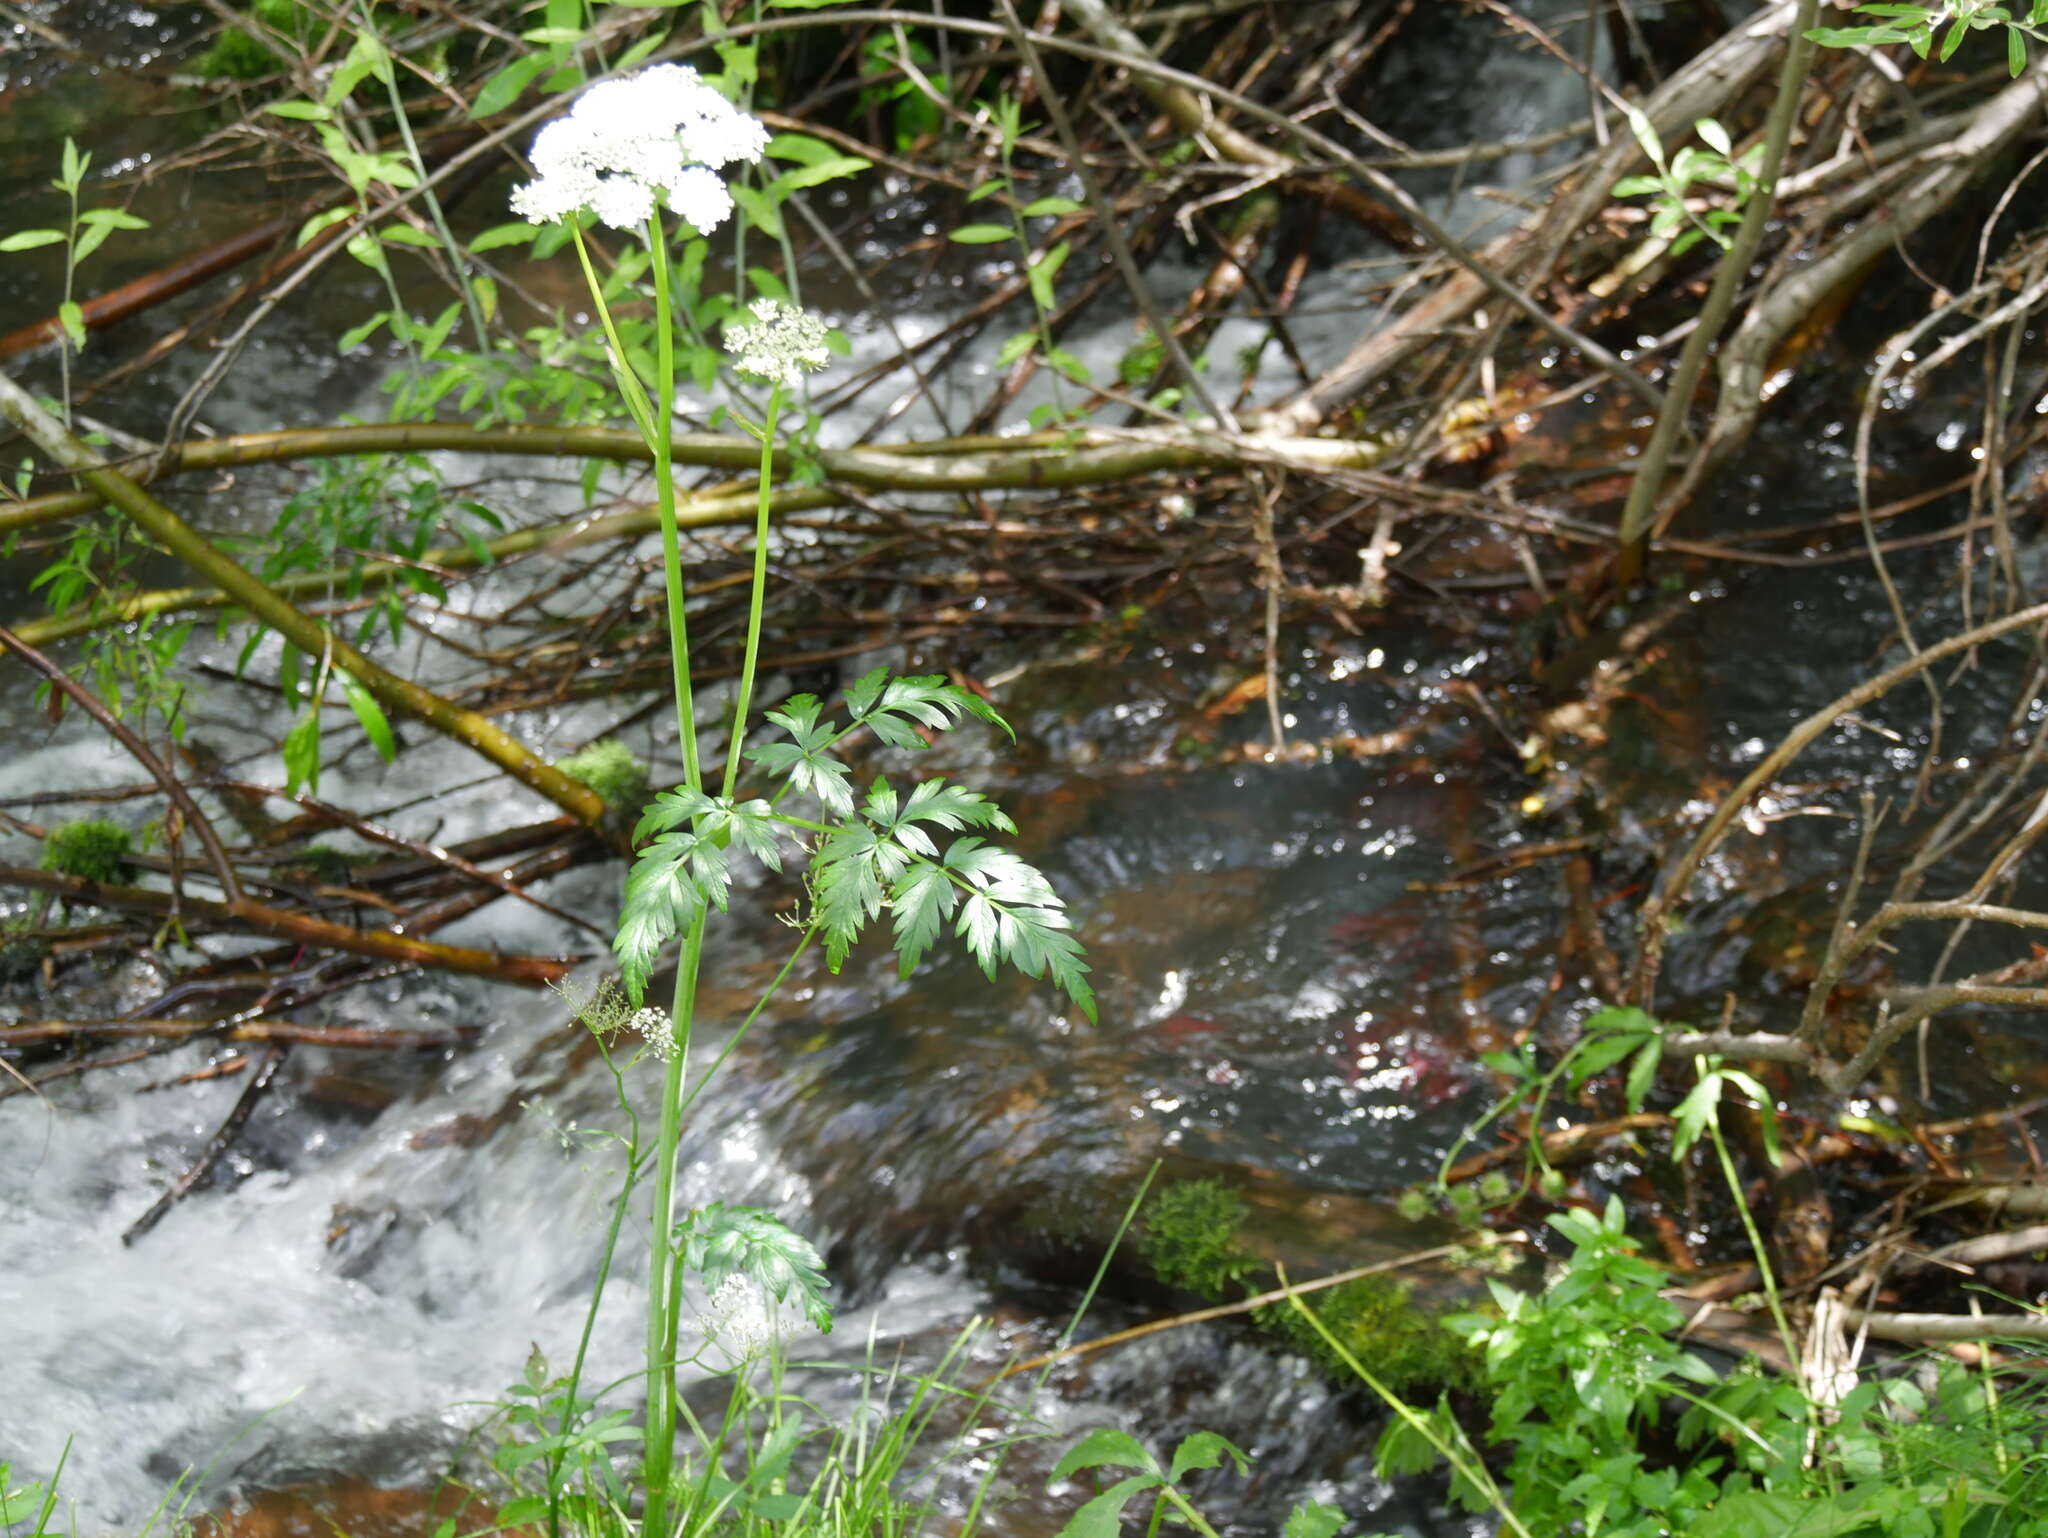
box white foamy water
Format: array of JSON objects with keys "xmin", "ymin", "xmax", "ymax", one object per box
[{"xmin": 0, "ymin": 964, "xmax": 987, "ymax": 1526}]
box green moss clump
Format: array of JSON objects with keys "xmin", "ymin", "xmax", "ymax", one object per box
[
  {"xmin": 558, "ymin": 739, "xmax": 650, "ymax": 812},
  {"xmin": 1142, "ymin": 1178, "xmax": 1477, "ymax": 1397},
  {"xmin": 41, "ymin": 820, "xmax": 133, "ymax": 885},
  {"xmin": 1255, "ymin": 1272, "xmax": 1479, "ymax": 1398},
  {"xmin": 1140, "ymin": 1179, "xmax": 1261, "ymax": 1298},
  {"xmin": 191, "ymin": 0, "xmax": 300, "ymax": 79}
]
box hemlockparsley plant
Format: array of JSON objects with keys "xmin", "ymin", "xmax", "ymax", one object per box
[
  {"xmin": 695, "ymin": 1274, "xmax": 774, "ymax": 1361},
  {"xmin": 510, "ymin": 63, "xmax": 768, "ymax": 232},
  {"xmin": 725, "ymin": 299, "xmax": 833, "ymax": 388},
  {"xmin": 630, "ymin": 1006, "xmax": 678, "ymax": 1061},
  {"xmin": 512, "ymin": 60, "xmax": 1092, "ymax": 1528}
]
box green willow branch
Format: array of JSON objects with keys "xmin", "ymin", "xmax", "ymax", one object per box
[
  {"xmin": 1612, "ymin": 0, "xmax": 1821, "ymax": 584},
  {"xmin": 3, "ymin": 424, "xmax": 1390, "ymax": 649},
  {"xmin": 0, "ymin": 370, "xmax": 610, "ymax": 831},
  {"xmin": 0, "ymin": 421, "xmax": 1392, "ymax": 537}
]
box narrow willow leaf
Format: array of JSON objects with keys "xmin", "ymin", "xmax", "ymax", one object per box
[
  {"xmin": 337, "ymin": 669, "xmax": 397, "ymax": 762},
  {"xmin": 282, "ymin": 706, "xmax": 321, "ymax": 797},
  {"xmin": 1624, "ymin": 1038, "xmax": 1663, "ymax": 1112}
]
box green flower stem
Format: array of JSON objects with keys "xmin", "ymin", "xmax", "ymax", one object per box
[
  {"xmin": 642, "ymin": 912, "xmax": 705, "ymax": 1536},
  {"xmin": 665, "ymin": 928, "xmax": 814, "ymax": 1133},
  {"xmin": 640, "ymin": 211, "xmax": 710, "ymax": 1538},
  {"xmin": 547, "ymin": 1052, "xmax": 643, "ymax": 1538},
  {"xmin": 647, "ymin": 214, "xmax": 704, "ymax": 795},
  {"xmin": 719, "ymin": 382, "xmax": 783, "ymax": 798},
  {"xmin": 564, "ymin": 214, "xmax": 714, "ymax": 1537},
  {"xmin": 569, "ymin": 225, "xmax": 659, "ymax": 443}
]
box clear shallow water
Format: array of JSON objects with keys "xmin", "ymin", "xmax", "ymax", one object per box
[{"xmin": 0, "ymin": 610, "xmax": 1510, "ymax": 1531}]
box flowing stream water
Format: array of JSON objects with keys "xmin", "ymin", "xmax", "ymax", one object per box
[{"xmin": 4, "ymin": 4, "xmax": 2041, "ymax": 1533}]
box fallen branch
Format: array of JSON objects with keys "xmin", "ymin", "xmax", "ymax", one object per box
[
  {"xmin": 1612, "ymin": 0, "xmax": 1821, "ymax": 582},
  {"xmin": 1253, "ymin": 1, "xmax": 1801, "ymax": 431},
  {"xmin": 1844, "ymin": 1308, "xmax": 2048, "ymax": 1345},
  {"xmin": 1893, "ymin": 1224, "xmax": 2048, "ymax": 1277},
  {"xmin": 1952, "ymin": 1185, "xmax": 2048, "ymax": 1219},
  {"xmin": 0, "ymin": 212, "xmax": 295, "ymax": 362},
  {"xmin": 2, "ymin": 422, "xmax": 1390, "ymax": 648},
  {"xmin": 1675, "ymin": 63, "xmax": 2048, "ymax": 513},
  {"xmin": 1058, "ymin": 0, "xmax": 1424, "ymax": 250},
  {"xmin": 123, "ymin": 1041, "xmax": 288, "ymax": 1245},
  {"xmin": 0, "ymin": 420, "xmax": 1395, "ymax": 539},
  {"xmin": 0, "ymin": 863, "xmax": 570, "ymax": 985},
  {"xmin": 1634, "ymin": 599, "xmax": 2048, "ymax": 1007},
  {"xmin": 1443, "ymin": 1113, "xmax": 1672, "ymax": 1185},
  {"xmin": 984, "ymin": 1236, "xmax": 1522, "ymax": 1385},
  {"xmin": 0, "ymin": 1016, "xmax": 482, "ymax": 1050}
]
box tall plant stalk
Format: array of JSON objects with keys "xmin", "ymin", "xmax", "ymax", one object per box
[
  {"xmin": 512, "ymin": 67, "xmax": 1092, "ymax": 1534},
  {"xmin": 562, "ymin": 204, "xmax": 723, "ymax": 1532}
]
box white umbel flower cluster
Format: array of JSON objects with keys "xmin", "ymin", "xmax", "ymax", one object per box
[
  {"xmin": 697, "ymin": 1273, "xmax": 774, "ymax": 1360},
  {"xmin": 725, "ymin": 298, "xmax": 833, "ymax": 388},
  {"xmin": 510, "ymin": 64, "xmax": 769, "ymax": 232},
  {"xmin": 630, "ymin": 1006, "xmax": 677, "ymax": 1061}
]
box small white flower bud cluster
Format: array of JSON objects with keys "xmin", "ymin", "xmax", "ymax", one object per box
[
  {"xmin": 631, "ymin": 1006, "xmax": 677, "ymax": 1061},
  {"xmin": 510, "ymin": 64, "xmax": 769, "ymax": 232},
  {"xmin": 725, "ymin": 298, "xmax": 833, "ymax": 389},
  {"xmin": 697, "ymin": 1273, "xmax": 773, "ymax": 1359}
]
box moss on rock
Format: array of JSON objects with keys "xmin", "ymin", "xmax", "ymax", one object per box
[
  {"xmin": 191, "ymin": 0, "xmax": 301, "ymax": 79},
  {"xmin": 41, "ymin": 819, "xmax": 133, "ymax": 884},
  {"xmin": 1141, "ymin": 1177, "xmax": 1477, "ymax": 1396}
]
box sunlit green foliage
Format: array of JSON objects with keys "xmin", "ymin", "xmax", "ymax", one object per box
[
  {"xmin": 616, "ymin": 666, "xmax": 1091, "ymax": 1020},
  {"xmin": 1357, "ymin": 1191, "xmax": 2048, "ymax": 1538}
]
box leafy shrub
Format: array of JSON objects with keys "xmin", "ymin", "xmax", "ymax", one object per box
[{"xmin": 1371, "ymin": 1193, "xmax": 2048, "ymax": 1537}]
